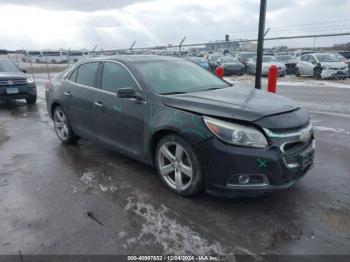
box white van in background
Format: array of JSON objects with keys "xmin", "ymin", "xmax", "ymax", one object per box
[{"xmin": 23, "ymin": 51, "xmax": 43, "ymax": 63}]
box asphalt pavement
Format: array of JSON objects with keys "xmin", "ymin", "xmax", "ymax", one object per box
[{"xmin": 0, "ymin": 76, "xmax": 349, "ymax": 257}]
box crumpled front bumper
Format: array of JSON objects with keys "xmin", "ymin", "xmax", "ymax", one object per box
[{"xmin": 196, "ymin": 128, "xmax": 315, "ymax": 198}]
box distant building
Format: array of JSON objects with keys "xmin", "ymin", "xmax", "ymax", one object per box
[{"xmin": 205, "ymin": 39, "xmax": 257, "ymax": 52}]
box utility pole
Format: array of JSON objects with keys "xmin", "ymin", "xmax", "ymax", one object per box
[
  {"xmin": 130, "ymin": 41, "xmax": 136, "ymax": 54},
  {"xmin": 179, "ymin": 36, "xmax": 186, "ymax": 57},
  {"xmin": 255, "ymin": 0, "xmax": 267, "ymax": 90}
]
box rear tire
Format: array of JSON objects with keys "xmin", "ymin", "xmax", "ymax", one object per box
[
  {"xmin": 53, "ymin": 106, "xmax": 80, "ymax": 144},
  {"xmin": 26, "ymin": 95, "xmax": 37, "ymax": 105},
  {"xmin": 155, "ymin": 134, "xmax": 203, "ymax": 196}
]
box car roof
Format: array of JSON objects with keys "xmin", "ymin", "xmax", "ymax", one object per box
[{"xmin": 92, "ymin": 55, "xmax": 183, "ymax": 63}]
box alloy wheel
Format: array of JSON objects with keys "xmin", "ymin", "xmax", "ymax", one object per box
[
  {"xmin": 158, "ymin": 142, "xmax": 193, "ymax": 191},
  {"xmin": 54, "ymin": 108, "xmax": 69, "ymax": 141}
]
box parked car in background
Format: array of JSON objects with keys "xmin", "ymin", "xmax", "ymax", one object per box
[
  {"xmin": 296, "ymin": 53, "xmax": 348, "ymax": 79},
  {"xmin": 275, "ymin": 54, "xmax": 299, "ymax": 75},
  {"xmin": 0, "ymin": 59, "xmax": 37, "ymax": 104},
  {"xmin": 236, "ymin": 52, "xmax": 256, "ymax": 72},
  {"xmin": 337, "ymin": 51, "xmax": 350, "ymax": 64},
  {"xmin": 0, "ymin": 49, "xmax": 8, "ymax": 57},
  {"xmin": 46, "ymin": 55, "xmax": 315, "ymax": 197},
  {"xmin": 247, "ymin": 56, "xmax": 286, "ymax": 77},
  {"xmin": 216, "ymin": 56, "xmax": 245, "ymax": 76},
  {"xmin": 289, "ymin": 50, "xmax": 315, "ymax": 58},
  {"xmin": 207, "ymin": 53, "xmax": 222, "ymax": 71},
  {"xmin": 188, "ymin": 57, "xmax": 210, "ymax": 70}
]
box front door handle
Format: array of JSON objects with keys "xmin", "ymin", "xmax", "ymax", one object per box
[
  {"xmin": 94, "ymin": 101, "xmax": 104, "ymax": 108},
  {"xmin": 64, "ymin": 91, "xmax": 72, "ymax": 97}
]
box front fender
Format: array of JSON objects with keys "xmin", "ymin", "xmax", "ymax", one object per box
[{"xmin": 148, "ymin": 107, "xmax": 213, "ymax": 146}]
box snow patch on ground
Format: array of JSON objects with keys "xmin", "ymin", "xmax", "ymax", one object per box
[
  {"xmin": 314, "ymin": 126, "xmax": 349, "ymax": 135},
  {"xmin": 72, "ymin": 169, "xmax": 118, "ymax": 194},
  {"xmin": 124, "ymin": 198, "xmax": 227, "ymax": 256}
]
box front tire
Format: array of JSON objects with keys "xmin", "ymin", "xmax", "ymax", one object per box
[
  {"xmin": 155, "ymin": 135, "xmax": 203, "ymax": 196},
  {"xmin": 53, "ymin": 106, "xmax": 80, "ymax": 144}
]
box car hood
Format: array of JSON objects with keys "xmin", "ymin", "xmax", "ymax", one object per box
[
  {"xmin": 320, "ymin": 62, "xmax": 348, "ymax": 68},
  {"xmin": 0, "ymin": 72, "xmax": 26, "ymax": 80},
  {"xmin": 162, "ymin": 86, "xmax": 299, "ymax": 122}
]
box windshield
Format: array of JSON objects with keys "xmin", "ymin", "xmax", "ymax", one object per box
[
  {"xmin": 0, "ymin": 60, "xmax": 21, "ymax": 72},
  {"xmin": 221, "ymin": 56, "xmax": 238, "ymax": 63},
  {"xmin": 316, "ymin": 54, "xmax": 342, "ymax": 62},
  {"xmin": 135, "ymin": 60, "xmax": 229, "ymax": 95},
  {"xmin": 339, "ymin": 52, "xmax": 350, "ymax": 59},
  {"xmin": 263, "ymin": 56, "xmax": 278, "ymax": 63},
  {"xmin": 277, "ymin": 55, "xmax": 293, "ymax": 61}
]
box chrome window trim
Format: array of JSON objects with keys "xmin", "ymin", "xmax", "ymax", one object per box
[{"xmin": 66, "ymin": 59, "xmax": 146, "ymax": 103}]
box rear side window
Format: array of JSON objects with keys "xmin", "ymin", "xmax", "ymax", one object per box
[
  {"xmin": 68, "ymin": 68, "xmax": 78, "ymax": 82},
  {"xmin": 101, "ymin": 62, "xmax": 138, "ymax": 93},
  {"xmin": 76, "ymin": 62, "xmax": 99, "ymax": 87}
]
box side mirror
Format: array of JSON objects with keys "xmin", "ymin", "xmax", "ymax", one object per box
[
  {"xmin": 117, "ymin": 87, "xmax": 144, "ymax": 101},
  {"xmin": 21, "ymin": 69, "xmax": 27, "ymax": 73}
]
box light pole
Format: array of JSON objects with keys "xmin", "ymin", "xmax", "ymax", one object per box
[{"xmin": 255, "ymin": 0, "xmax": 267, "ymax": 89}]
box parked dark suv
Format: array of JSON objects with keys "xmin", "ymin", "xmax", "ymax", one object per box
[
  {"xmin": 46, "ymin": 56, "xmax": 315, "ymax": 197},
  {"xmin": 0, "ymin": 59, "xmax": 37, "ymax": 104}
]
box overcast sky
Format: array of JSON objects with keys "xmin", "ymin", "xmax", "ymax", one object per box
[{"xmin": 0, "ymin": 0, "xmax": 349, "ymax": 50}]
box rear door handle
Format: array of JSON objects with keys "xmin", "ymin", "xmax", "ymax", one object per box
[
  {"xmin": 64, "ymin": 91, "xmax": 72, "ymax": 97},
  {"xmin": 94, "ymin": 101, "xmax": 104, "ymax": 108}
]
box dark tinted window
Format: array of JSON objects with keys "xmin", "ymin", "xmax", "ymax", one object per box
[
  {"xmin": 76, "ymin": 62, "xmax": 99, "ymax": 87},
  {"xmin": 68, "ymin": 68, "xmax": 78, "ymax": 82},
  {"xmin": 101, "ymin": 62, "xmax": 138, "ymax": 93}
]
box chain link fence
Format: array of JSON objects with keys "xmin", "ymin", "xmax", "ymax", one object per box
[{"xmin": 4, "ymin": 32, "xmax": 350, "ymax": 82}]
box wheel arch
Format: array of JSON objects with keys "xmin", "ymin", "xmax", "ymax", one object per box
[{"xmin": 149, "ymin": 129, "xmax": 187, "ymax": 165}]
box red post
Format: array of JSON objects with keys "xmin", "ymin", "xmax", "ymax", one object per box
[
  {"xmin": 268, "ymin": 65, "xmax": 278, "ymax": 93},
  {"xmin": 216, "ymin": 66, "xmax": 224, "ymax": 79}
]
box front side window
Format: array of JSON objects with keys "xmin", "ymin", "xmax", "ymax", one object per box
[
  {"xmin": 101, "ymin": 62, "xmax": 138, "ymax": 93},
  {"xmin": 135, "ymin": 60, "xmax": 229, "ymax": 95},
  {"xmin": 75, "ymin": 62, "xmax": 99, "ymax": 87}
]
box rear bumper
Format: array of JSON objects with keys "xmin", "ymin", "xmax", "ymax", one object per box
[
  {"xmin": 0, "ymin": 84, "xmax": 36, "ymax": 101},
  {"xmin": 197, "ymin": 137, "xmax": 315, "ymax": 198}
]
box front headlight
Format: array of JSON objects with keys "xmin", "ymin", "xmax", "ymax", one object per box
[
  {"xmin": 203, "ymin": 117, "xmax": 268, "ymax": 148},
  {"xmin": 27, "ymin": 77, "xmax": 34, "ymax": 84}
]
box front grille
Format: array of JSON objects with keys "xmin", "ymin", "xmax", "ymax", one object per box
[
  {"xmin": 268, "ymin": 124, "xmax": 309, "ymax": 134},
  {"xmin": 0, "ymin": 79, "xmax": 27, "ymax": 86}
]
